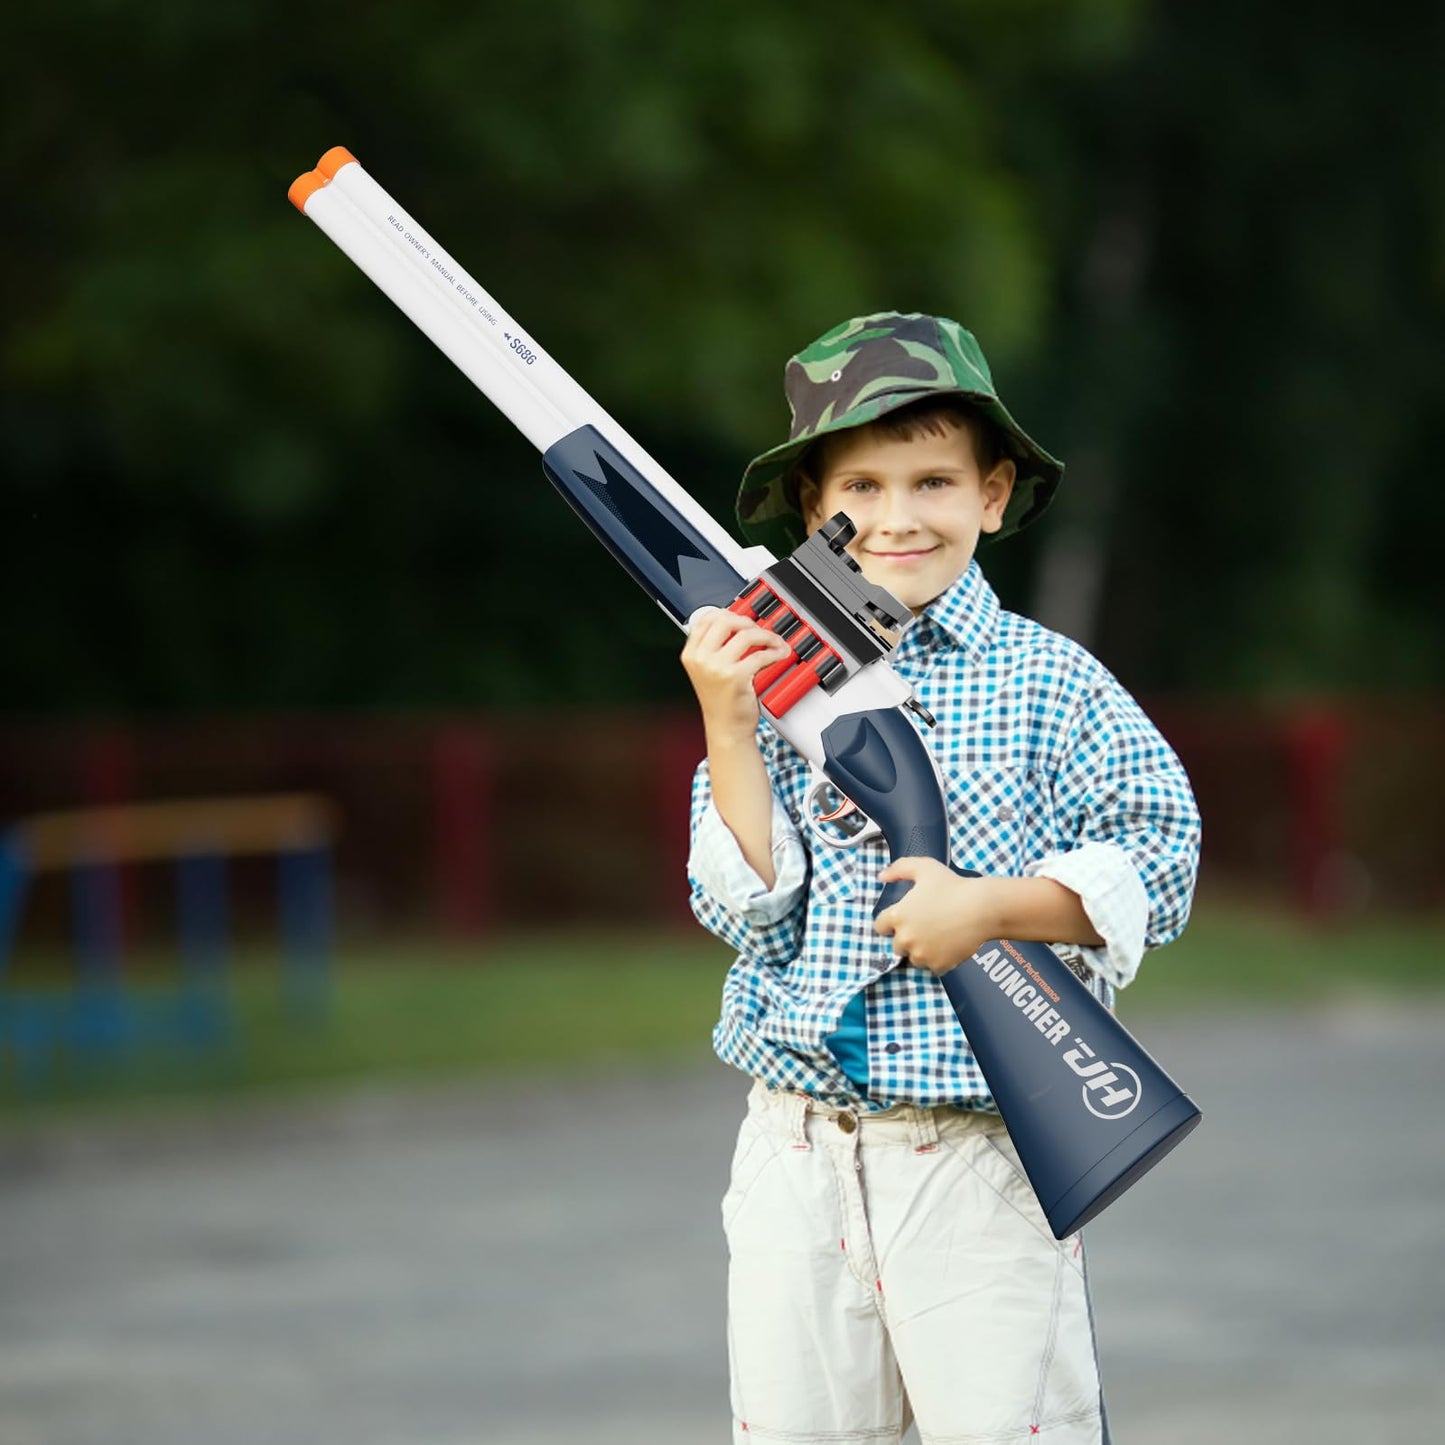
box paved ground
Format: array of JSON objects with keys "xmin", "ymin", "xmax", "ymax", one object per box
[{"xmin": 0, "ymin": 1001, "xmax": 1441, "ymax": 1444}]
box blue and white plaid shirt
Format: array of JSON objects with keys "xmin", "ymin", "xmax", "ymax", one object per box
[{"xmin": 687, "ymin": 558, "xmax": 1201, "ymax": 1112}]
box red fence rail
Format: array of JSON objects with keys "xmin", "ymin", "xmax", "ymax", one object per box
[{"xmin": 0, "ymin": 701, "xmax": 1440, "ymax": 946}]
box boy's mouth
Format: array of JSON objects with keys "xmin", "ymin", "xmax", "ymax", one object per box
[{"xmin": 867, "ymin": 546, "xmax": 940, "ymax": 562}]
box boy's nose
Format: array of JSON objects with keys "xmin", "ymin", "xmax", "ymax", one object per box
[{"xmin": 878, "ymin": 490, "xmax": 921, "ymax": 532}]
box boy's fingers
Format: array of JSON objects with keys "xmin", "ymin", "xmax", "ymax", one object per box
[
  {"xmin": 682, "ymin": 613, "xmax": 791, "ymax": 679},
  {"xmin": 753, "ymin": 631, "xmax": 794, "ymax": 659},
  {"xmin": 879, "ymin": 858, "xmax": 920, "ymax": 884},
  {"xmin": 743, "ymin": 646, "xmax": 789, "ymax": 678},
  {"xmin": 873, "ymin": 908, "xmax": 896, "ymax": 937},
  {"xmin": 692, "ymin": 609, "xmax": 738, "ymax": 645},
  {"xmin": 715, "ymin": 632, "xmax": 757, "ymax": 665},
  {"xmin": 684, "ymin": 613, "xmax": 740, "ymax": 661},
  {"xmin": 720, "ymin": 627, "xmax": 790, "ymax": 663},
  {"xmin": 680, "ymin": 612, "xmax": 715, "ymax": 655}
]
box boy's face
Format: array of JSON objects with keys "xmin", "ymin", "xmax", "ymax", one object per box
[{"xmin": 799, "ymin": 419, "xmax": 1016, "ymax": 614}]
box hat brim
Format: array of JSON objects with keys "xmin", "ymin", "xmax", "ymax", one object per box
[{"xmin": 735, "ymin": 387, "xmax": 1064, "ymax": 556}]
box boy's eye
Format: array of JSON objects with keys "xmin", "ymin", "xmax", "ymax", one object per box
[
  {"xmin": 842, "ymin": 478, "xmax": 878, "ymax": 494},
  {"xmin": 919, "ymin": 475, "xmax": 952, "ymax": 490}
]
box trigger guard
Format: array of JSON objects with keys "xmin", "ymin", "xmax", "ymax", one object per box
[{"xmin": 803, "ymin": 771, "xmax": 883, "ymax": 851}]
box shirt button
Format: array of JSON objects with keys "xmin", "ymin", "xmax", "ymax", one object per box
[
  {"xmin": 836, "ymin": 1113, "xmax": 857, "ymax": 1134},
  {"xmin": 885, "ymin": 1042, "xmax": 902, "ymax": 1055}
]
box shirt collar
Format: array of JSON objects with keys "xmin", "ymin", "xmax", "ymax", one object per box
[{"xmin": 895, "ymin": 558, "xmax": 999, "ymax": 662}]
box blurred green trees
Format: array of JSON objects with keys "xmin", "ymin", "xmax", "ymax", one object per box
[{"xmin": 2, "ymin": 0, "xmax": 1440, "ymax": 710}]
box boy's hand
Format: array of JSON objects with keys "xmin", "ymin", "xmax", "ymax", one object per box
[
  {"xmin": 874, "ymin": 858, "xmax": 1003, "ymax": 975},
  {"xmin": 681, "ymin": 607, "xmax": 793, "ymax": 743}
]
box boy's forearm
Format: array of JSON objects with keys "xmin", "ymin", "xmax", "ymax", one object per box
[
  {"xmin": 980, "ymin": 876, "xmax": 1104, "ymax": 949},
  {"xmin": 705, "ymin": 731, "xmax": 779, "ymax": 889}
]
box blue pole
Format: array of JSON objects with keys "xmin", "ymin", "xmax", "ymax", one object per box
[
  {"xmin": 71, "ymin": 855, "xmax": 123, "ymax": 982},
  {"xmin": 0, "ymin": 833, "xmax": 35, "ymax": 1084},
  {"xmin": 176, "ymin": 850, "xmax": 233, "ymax": 1047},
  {"xmin": 0, "ymin": 833, "xmax": 29, "ymax": 986},
  {"xmin": 68, "ymin": 857, "xmax": 129, "ymax": 1060},
  {"xmin": 278, "ymin": 845, "xmax": 333, "ymax": 1021}
]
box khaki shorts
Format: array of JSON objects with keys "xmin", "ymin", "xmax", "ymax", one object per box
[{"xmin": 724, "ymin": 1080, "xmax": 1108, "ymax": 1444}]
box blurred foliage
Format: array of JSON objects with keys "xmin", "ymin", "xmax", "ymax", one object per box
[{"xmin": 1, "ymin": 0, "xmax": 1441, "ymax": 711}]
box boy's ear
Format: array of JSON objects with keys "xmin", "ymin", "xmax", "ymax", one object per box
[
  {"xmin": 797, "ymin": 477, "xmax": 822, "ymax": 533},
  {"xmin": 979, "ymin": 457, "xmax": 1016, "ymax": 534}
]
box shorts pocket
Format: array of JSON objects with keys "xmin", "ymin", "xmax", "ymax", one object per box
[
  {"xmin": 976, "ymin": 1127, "xmax": 1063, "ymax": 1246},
  {"xmin": 721, "ymin": 1114, "xmax": 784, "ymax": 1230}
]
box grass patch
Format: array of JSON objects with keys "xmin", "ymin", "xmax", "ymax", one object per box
[
  {"xmin": 3, "ymin": 904, "xmax": 1442, "ymax": 1125},
  {"xmin": 0, "ymin": 931, "xmax": 733, "ymax": 1126},
  {"xmin": 237, "ymin": 931, "xmax": 731, "ymax": 1087},
  {"xmin": 1126, "ymin": 902, "xmax": 1445, "ymax": 1006}
]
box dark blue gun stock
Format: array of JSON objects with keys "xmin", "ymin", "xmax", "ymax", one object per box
[{"xmin": 821, "ymin": 711, "xmax": 1200, "ymax": 1237}]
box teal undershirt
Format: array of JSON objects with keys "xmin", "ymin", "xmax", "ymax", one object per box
[{"xmin": 824, "ymin": 990, "xmax": 869, "ymax": 1094}]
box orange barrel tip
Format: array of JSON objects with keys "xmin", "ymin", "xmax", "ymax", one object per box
[
  {"xmin": 288, "ymin": 169, "xmax": 329, "ymax": 213},
  {"xmin": 288, "ymin": 149, "xmax": 358, "ymax": 212},
  {"xmin": 317, "ymin": 146, "xmax": 358, "ymax": 178}
]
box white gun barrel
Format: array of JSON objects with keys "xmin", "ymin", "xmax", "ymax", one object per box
[
  {"xmin": 298, "ymin": 177, "xmax": 570, "ymax": 451},
  {"xmin": 289, "ymin": 150, "xmax": 755, "ymax": 571}
]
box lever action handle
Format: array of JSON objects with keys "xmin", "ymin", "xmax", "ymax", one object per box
[{"xmin": 819, "ymin": 709, "xmax": 952, "ymax": 912}]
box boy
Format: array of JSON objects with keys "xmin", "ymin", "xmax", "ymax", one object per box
[{"xmin": 681, "ymin": 313, "xmax": 1200, "ymax": 1444}]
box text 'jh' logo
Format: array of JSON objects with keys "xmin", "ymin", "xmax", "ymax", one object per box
[{"xmin": 1063, "ymin": 1039, "xmax": 1142, "ymax": 1120}]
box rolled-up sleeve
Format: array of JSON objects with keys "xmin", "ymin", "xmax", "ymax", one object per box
[
  {"xmin": 687, "ymin": 758, "xmax": 808, "ymax": 966},
  {"xmin": 1031, "ymin": 681, "xmax": 1201, "ymax": 990},
  {"xmin": 1025, "ymin": 840, "xmax": 1149, "ymax": 990}
]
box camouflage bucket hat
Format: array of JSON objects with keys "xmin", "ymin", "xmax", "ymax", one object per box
[{"xmin": 736, "ymin": 312, "xmax": 1064, "ymax": 555}]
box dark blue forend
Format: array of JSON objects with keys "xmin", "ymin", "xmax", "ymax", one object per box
[{"xmin": 542, "ymin": 425, "xmax": 746, "ymax": 625}]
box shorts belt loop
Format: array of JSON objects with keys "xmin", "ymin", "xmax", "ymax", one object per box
[
  {"xmin": 909, "ymin": 1106, "xmax": 940, "ymax": 1154},
  {"xmin": 789, "ymin": 1093, "xmax": 813, "ymax": 1151}
]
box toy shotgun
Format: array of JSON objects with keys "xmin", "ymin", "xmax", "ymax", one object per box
[{"xmin": 289, "ymin": 148, "xmax": 1199, "ymax": 1236}]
